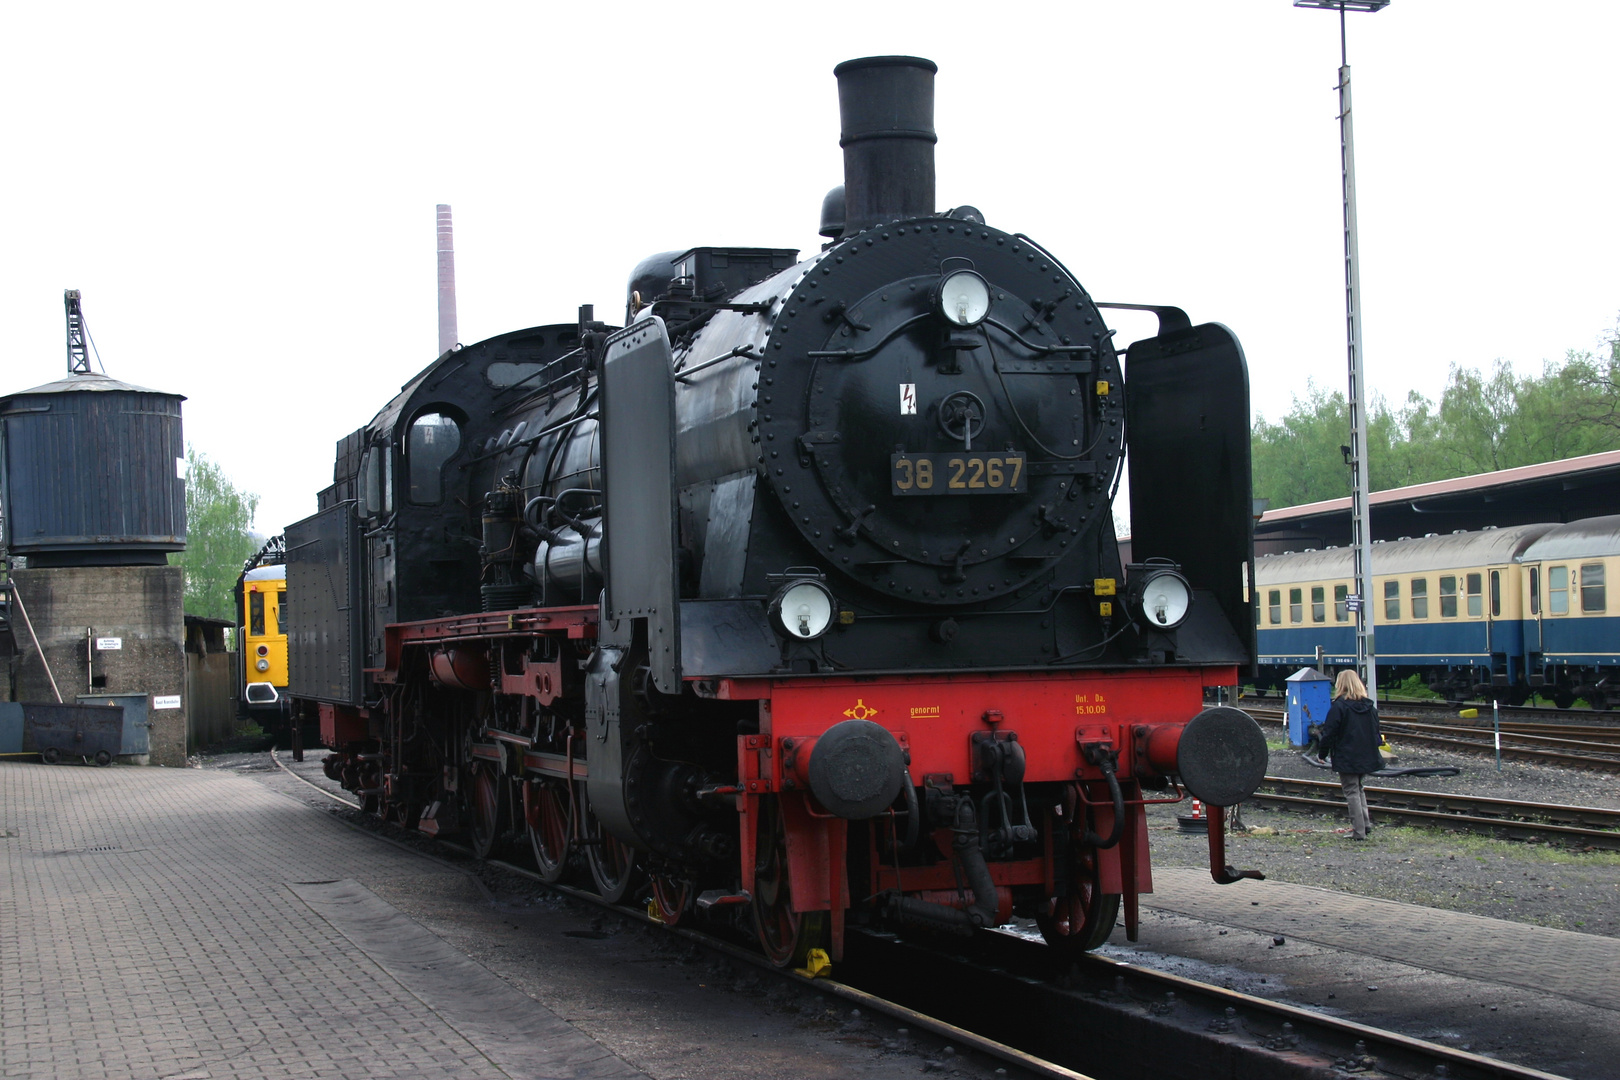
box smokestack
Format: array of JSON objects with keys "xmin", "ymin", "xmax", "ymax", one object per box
[
  {"xmin": 833, "ymin": 56, "xmax": 937, "ymax": 235},
  {"xmin": 436, "ymin": 204, "xmax": 457, "ymax": 355}
]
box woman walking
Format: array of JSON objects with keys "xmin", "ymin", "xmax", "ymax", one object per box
[{"xmin": 1318, "ymin": 669, "xmax": 1383, "ymax": 840}]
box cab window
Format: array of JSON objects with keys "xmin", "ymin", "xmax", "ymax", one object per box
[
  {"xmin": 249, "ymin": 592, "xmax": 265, "ymax": 636},
  {"xmin": 361, "ymin": 446, "xmax": 394, "ymax": 517},
  {"xmin": 1383, "ymin": 580, "xmax": 1400, "ymax": 621},
  {"xmin": 1410, "ymin": 578, "xmax": 1429, "ymax": 619},
  {"xmin": 1311, "ymin": 586, "xmax": 1326, "ymax": 623},
  {"xmin": 1268, "ymin": 589, "xmax": 1281, "ymax": 625},
  {"xmin": 1549, "ymin": 566, "xmax": 1569, "ymax": 615},
  {"xmin": 276, "ymin": 590, "xmax": 287, "ymax": 635},
  {"xmin": 408, "ymin": 412, "xmax": 462, "ymax": 505},
  {"xmin": 1289, "ymin": 588, "xmax": 1303, "ymax": 624},
  {"xmin": 1439, "ymin": 575, "xmax": 1458, "ymax": 619},
  {"xmin": 1334, "ymin": 584, "xmax": 1348, "ymax": 622},
  {"xmin": 1581, "ymin": 563, "xmax": 1606, "ymax": 613},
  {"xmin": 1466, "ymin": 573, "xmax": 1482, "ymax": 617}
]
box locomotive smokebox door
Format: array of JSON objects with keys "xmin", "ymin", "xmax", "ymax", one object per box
[{"xmin": 600, "ymin": 316, "xmax": 682, "ymax": 694}]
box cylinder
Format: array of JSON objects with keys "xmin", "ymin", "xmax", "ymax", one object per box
[{"xmin": 833, "ymin": 56, "xmax": 937, "ymax": 234}]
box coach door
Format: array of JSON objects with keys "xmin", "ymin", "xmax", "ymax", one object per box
[{"xmin": 1526, "ymin": 565, "xmax": 1543, "ymax": 656}]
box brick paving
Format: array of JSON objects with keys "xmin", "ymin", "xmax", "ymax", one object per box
[
  {"xmin": 0, "ymin": 761, "xmax": 644, "ymax": 1080},
  {"xmin": 1147, "ymin": 866, "xmax": 1620, "ymax": 1011}
]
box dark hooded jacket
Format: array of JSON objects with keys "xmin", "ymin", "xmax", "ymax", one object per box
[{"xmin": 1319, "ymin": 696, "xmax": 1383, "ymax": 775}]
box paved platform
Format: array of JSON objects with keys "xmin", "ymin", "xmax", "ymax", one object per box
[
  {"xmin": 1145, "ymin": 867, "xmax": 1620, "ymax": 1011},
  {"xmin": 0, "ymin": 761, "xmax": 647, "ymax": 1080}
]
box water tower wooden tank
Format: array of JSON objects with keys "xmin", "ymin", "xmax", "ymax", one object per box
[{"xmin": 0, "ymin": 372, "xmax": 185, "ymax": 565}]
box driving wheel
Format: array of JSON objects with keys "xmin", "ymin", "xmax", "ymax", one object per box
[
  {"xmin": 752, "ymin": 796, "xmax": 827, "ymax": 968},
  {"xmin": 467, "ymin": 761, "xmax": 504, "ymax": 860},
  {"xmin": 525, "ymin": 779, "xmax": 573, "ymax": 884},
  {"xmin": 583, "ymin": 797, "xmax": 642, "ymax": 903},
  {"xmin": 649, "ymin": 873, "xmax": 691, "ymax": 925},
  {"xmin": 1036, "ymin": 783, "xmax": 1121, "ymax": 957}
]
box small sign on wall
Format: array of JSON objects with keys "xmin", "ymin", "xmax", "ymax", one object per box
[
  {"xmin": 152, "ymin": 695, "xmax": 182, "ymax": 710},
  {"xmin": 95, "ymin": 637, "xmax": 123, "ymax": 651}
]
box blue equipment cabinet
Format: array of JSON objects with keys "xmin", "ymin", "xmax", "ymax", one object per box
[{"xmin": 1284, "ymin": 667, "xmax": 1332, "ymax": 747}]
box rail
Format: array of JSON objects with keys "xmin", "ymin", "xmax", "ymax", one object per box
[{"xmin": 270, "ymin": 749, "xmax": 1565, "ymax": 1080}]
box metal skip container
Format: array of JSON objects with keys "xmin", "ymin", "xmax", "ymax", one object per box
[{"xmin": 23, "ymin": 702, "xmax": 125, "ymax": 765}]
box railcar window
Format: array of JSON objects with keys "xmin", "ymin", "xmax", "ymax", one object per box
[
  {"xmin": 1439, "ymin": 575, "xmax": 1458, "ymax": 619},
  {"xmin": 408, "ymin": 413, "xmax": 462, "ymax": 505},
  {"xmin": 1466, "ymin": 573, "xmax": 1482, "ymax": 617},
  {"xmin": 249, "ymin": 592, "xmax": 265, "ymax": 637},
  {"xmin": 1289, "ymin": 588, "xmax": 1302, "ymax": 624},
  {"xmin": 1384, "ymin": 580, "xmax": 1400, "ymax": 621},
  {"xmin": 1581, "ymin": 563, "xmax": 1605, "ymax": 613},
  {"xmin": 1410, "ymin": 578, "xmax": 1428, "ymax": 620},
  {"xmin": 1549, "ymin": 566, "xmax": 1569, "ymax": 615},
  {"xmin": 1268, "ymin": 589, "xmax": 1281, "ymax": 625},
  {"xmin": 1530, "ymin": 567, "xmax": 1540, "ymax": 615},
  {"xmin": 1490, "ymin": 570, "xmax": 1501, "ymax": 618},
  {"xmin": 275, "ymin": 590, "xmax": 286, "ymax": 635},
  {"xmin": 1334, "ymin": 584, "xmax": 1349, "ymax": 622},
  {"xmin": 1311, "ymin": 586, "xmax": 1326, "ymax": 623}
]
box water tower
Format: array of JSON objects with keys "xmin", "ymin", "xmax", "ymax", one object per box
[{"xmin": 0, "ymin": 291, "xmax": 189, "ymax": 765}]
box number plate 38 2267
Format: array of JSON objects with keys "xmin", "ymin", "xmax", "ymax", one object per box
[{"xmin": 890, "ymin": 452, "xmax": 1027, "ymax": 495}]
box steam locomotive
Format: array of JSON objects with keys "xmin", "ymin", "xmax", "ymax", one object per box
[{"xmin": 284, "ymin": 56, "xmax": 1268, "ymax": 967}]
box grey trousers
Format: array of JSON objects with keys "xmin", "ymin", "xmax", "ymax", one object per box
[{"xmin": 1340, "ymin": 773, "xmax": 1371, "ymax": 839}]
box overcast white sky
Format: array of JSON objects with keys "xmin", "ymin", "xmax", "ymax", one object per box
[{"xmin": 4, "ymin": 2, "xmax": 1617, "ymax": 538}]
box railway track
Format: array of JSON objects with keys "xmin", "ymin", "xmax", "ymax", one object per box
[
  {"xmin": 269, "ymin": 749, "xmax": 1568, "ymax": 1080},
  {"xmin": 1250, "ymin": 775, "xmax": 1620, "ymax": 850},
  {"xmin": 1242, "ymin": 692, "xmax": 1620, "ymax": 727},
  {"xmin": 1247, "ymin": 707, "xmax": 1620, "ymax": 772}
]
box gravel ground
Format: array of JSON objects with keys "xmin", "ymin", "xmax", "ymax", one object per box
[{"xmin": 1145, "ymin": 739, "xmax": 1620, "ymax": 937}]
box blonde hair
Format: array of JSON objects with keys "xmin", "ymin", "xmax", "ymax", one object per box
[{"xmin": 1334, "ymin": 669, "xmax": 1368, "ymax": 700}]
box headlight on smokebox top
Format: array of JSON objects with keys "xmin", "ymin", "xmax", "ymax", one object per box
[
  {"xmin": 1136, "ymin": 567, "xmax": 1191, "ymax": 630},
  {"xmin": 771, "ymin": 580, "xmax": 835, "ymax": 640}
]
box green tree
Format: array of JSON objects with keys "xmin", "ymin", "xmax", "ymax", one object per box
[
  {"xmin": 170, "ymin": 447, "xmax": 260, "ymax": 621},
  {"xmin": 1253, "ymin": 317, "xmax": 1620, "ymax": 510}
]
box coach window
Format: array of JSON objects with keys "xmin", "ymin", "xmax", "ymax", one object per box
[
  {"xmin": 1384, "ymin": 579, "xmax": 1400, "ymax": 621},
  {"xmin": 1411, "ymin": 577, "xmax": 1429, "ymax": 619},
  {"xmin": 1289, "ymin": 588, "xmax": 1303, "ymax": 624},
  {"xmin": 1466, "ymin": 573, "xmax": 1483, "ymax": 617},
  {"xmin": 1549, "ymin": 565, "xmax": 1569, "ymax": 615},
  {"xmin": 1268, "ymin": 589, "xmax": 1282, "ymax": 625},
  {"xmin": 408, "ymin": 412, "xmax": 462, "ymax": 505},
  {"xmin": 250, "ymin": 592, "xmax": 265, "ymax": 637},
  {"xmin": 1529, "ymin": 567, "xmax": 1541, "ymax": 615},
  {"xmin": 1334, "ymin": 584, "xmax": 1349, "ymax": 622},
  {"xmin": 1490, "ymin": 570, "xmax": 1502, "ymax": 617},
  {"xmin": 1439, "ymin": 575, "xmax": 1458, "ymax": 619},
  {"xmin": 1311, "ymin": 586, "xmax": 1326, "ymax": 623},
  {"xmin": 1581, "ymin": 563, "xmax": 1606, "ymax": 613}
]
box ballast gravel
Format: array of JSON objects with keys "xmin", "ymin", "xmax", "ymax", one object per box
[{"xmin": 1147, "ymin": 740, "xmax": 1620, "ymax": 938}]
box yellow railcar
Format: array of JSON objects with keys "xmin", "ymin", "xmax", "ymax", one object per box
[{"xmin": 241, "ymin": 562, "xmax": 289, "ymax": 732}]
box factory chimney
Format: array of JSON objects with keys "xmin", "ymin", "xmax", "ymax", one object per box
[{"xmin": 436, "ymin": 204, "xmax": 457, "ymax": 355}]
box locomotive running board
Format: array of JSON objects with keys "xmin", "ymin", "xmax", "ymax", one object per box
[{"xmin": 599, "ymin": 316, "xmax": 682, "ymax": 695}]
